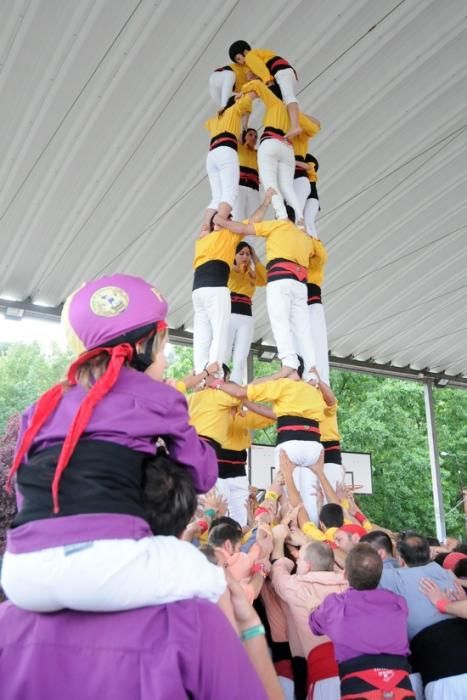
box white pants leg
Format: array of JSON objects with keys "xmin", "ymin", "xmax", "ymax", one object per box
[
  {"xmin": 310, "ymin": 677, "xmax": 341, "ymax": 700},
  {"xmin": 323, "ymin": 462, "xmax": 345, "ymax": 495},
  {"xmin": 229, "ymin": 313, "xmax": 254, "ymax": 384},
  {"xmin": 192, "ymin": 287, "xmax": 231, "ymax": 373},
  {"xmin": 244, "ymin": 186, "xmax": 260, "ymax": 218},
  {"xmin": 275, "ymin": 440, "xmax": 323, "ymax": 524},
  {"xmin": 217, "ymin": 476, "xmax": 249, "ymax": 527},
  {"xmin": 209, "ymin": 70, "xmax": 236, "ymax": 107},
  {"xmin": 294, "ymin": 178, "xmax": 312, "ymax": 221},
  {"xmin": 309, "ymin": 302, "xmax": 329, "ymax": 385},
  {"xmin": 1, "ymin": 536, "xmax": 226, "ymax": 612},
  {"xmin": 425, "ymin": 674, "xmax": 467, "ymax": 700},
  {"xmin": 258, "ymin": 139, "xmax": 288, "ymax": 219},
  {"xmin": 277, "ymin": 148, "xmax": 303, "ymax": 222},
  {"xmin": 289, "ymin": 281, "xmax": 317, "ymax": 381},
  {"xmin": 304, "ymin": 197, "xmax": 320, "ymax": 237},
  {"xmin": 279, "ymin": 676, "xmax": 295, "ymax": 700},
  {"xmin": 266, "ymin": 279, "xmax": 300, "ymax": 368},
  {"xmin": 206, "ymin": 146, "xmax": 239, "ymax": 210},
  {"xmin": 409, "ymin": 673, "xmax": 425, "ymax": 700},
  {"xmin": 275, "ymin": 67, "xmax": 298, "ymax": 105}
]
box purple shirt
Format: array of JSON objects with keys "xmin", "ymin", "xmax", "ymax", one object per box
[
  {"xmin": 0, "ymin": 599, "xmax": 268, "ymax": 700},
  {"xmin": 310, "ymin": 587, "xmax": 410, "ymax": 663}
]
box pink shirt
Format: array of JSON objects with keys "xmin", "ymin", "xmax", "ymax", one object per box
[{"xmin": 271, "ymin": 558, "xmax": 348, "ymax": 658}]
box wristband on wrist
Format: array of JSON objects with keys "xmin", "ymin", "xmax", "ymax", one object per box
[
  {"xmin": 251, "ymin": 562, "xmax": 267, "ymax": 578},
  {"xmin": 265, "ymin": 490, "xmax": 279, "ymax": 502},
  {"xmin": 204, "ymin": 508, "xmax": 216, "ymax": 519},
  {"xmin": 354, "ymin": 511, "xmax": 366, "ymax": 525},
  {"xmin": 254, "ymin": 506, "xmax": 269, "ymax": 518},
  {"xmin": 241, "ymin": 624, "xmax": 265, "ymax": 642},
  {"xmin": 436, "ymin": 598, "xmax": 450, "ymax": 614},
  {"xmin": 197, "ymin": 519, "xmax": 209, "ymax": 533}
]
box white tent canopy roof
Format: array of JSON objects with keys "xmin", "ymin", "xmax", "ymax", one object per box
[{"xmin": 1, "ymin": 0, "xmax": 466, "ymax": 381}]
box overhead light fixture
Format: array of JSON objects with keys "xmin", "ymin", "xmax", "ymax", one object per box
[
  {"xmin": 4, "ymin": 307, "xmax": 24, "ymax": 320},
  {"xmin": 435, "ymin": 377, "xmax": 449, "ymax": 387},
  {"xmin": 258, "ymin": 349, "xmax": 276, "ymax": 362}
]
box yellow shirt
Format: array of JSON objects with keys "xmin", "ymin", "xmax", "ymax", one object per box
[
  {"xmin": 228, "ymin": 262, "xmax": 267, "ymax": 298},
  {"xmin": 307, "ymin": 238, "xmax": 328, "ymax": 286},
  {"xmin": 306, "ymin": 154, "xmax": 319, "ymax": 183},
  {"xmin": 247, "ymin": 379, "xmax": 326, "ymax": 422},
  {"xmin": 320, "ymin": 402, "xmax": 340, "ymax": 442},
  {"xmin": 253, "ymin": 220, "xmax": 314, "ymax": 267},
  {"xmin": 238, "ymin": 143, "xmax": 258, "ymax": 171},
  {"xmin": 302, "ymin": 522, "xmax": 338, "ymax": 542},
  {"xmin": 223, "ymin": 410, "xmax": 275, "ymax": 451},
  {"xmin": 291, "ymin": 117, "xmax": 321, "ymax": 158},
  {"xmin": 205, "ymin": 94, "xmax": 252, "ymax": 140},
  {"xmin": 242, "ymin": 79, "xmax": 289, "ymax": 133},
  {"xmin": 188, "ymin": 389, "xmax": 240, "ymax": 446},
  {"xmin": 230, "ymin": 63, "xmax": 249, "ymax": 91},
  {"xmin": 193, "ymin": 229, "xmax": 243, "ymax": 269}
]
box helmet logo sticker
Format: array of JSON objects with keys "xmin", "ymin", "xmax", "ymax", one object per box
[{"xmin": 90, "ymin": 286, "xmax": 129, "ymax": 317}]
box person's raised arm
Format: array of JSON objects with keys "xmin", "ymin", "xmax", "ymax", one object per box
[
  {"xmin": 318, "ymin": 376, "xmax": 337, "ymax": 407},
  {"xmin": 251, "ymin": 365, "xmax": 291, "ymax": 385},
  {"xmin": 205, "ymin": 376, "xmax": 248, "ymax": 399},
  {"xmin": 180, "ymin": 362, "xmax": 220, "ymax": 391},
  {"xmin": 214, "ymin": 215, "xmax": 255, "ymax": 236},
  {"xmin": 310, "ymin": 451, "xmax": 340, "ymax": 505},
  {"xmin": 243, "ymin": 401, "xmax": 276, "ymax": 420},
  {"xmin": 279, "ymin": 450, "xmax": 315, "ymax": 531},
  {"xmin": 248, "ymin": 188, "xmax": 275, "ymax": 223}
]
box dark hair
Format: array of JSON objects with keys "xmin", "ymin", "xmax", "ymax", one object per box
[
  {"xmin": 454, "ymin": 558, "xmax": 467, "ymax": 578},
  {"xmin": 360, "ymin": 530, "xmax": 394, "ymax": 557},
  {"xmin": 433, "ymin": 552, "xmax": 449, "ymax": 567},
  {"xmin": 454, "ymin": 543, "xmax": 467, "ymax": 555},
  {"xmin": 229, "ymin": 40, "xmax": 251, "ymax": 62},
  {"xmin": 199, "ymin": 544, "xmax": 218, "ymax": 565},
  {"xmin": 210, "ymin": 515, "xmax": 242, "ymax": 532},
  {"xmin": 345, "ymin": 543, "xmax": 383, "ymax": 590},
  {"xmin": 235, "ymin": 241, "xmax": 253, "ymax": 255},
  {"xmin": 218, "ymin": 94, "xmax": 236, "ymax": 117},
  {"xmin": 284, "ymin": 203, "xmax": 295, "ymax": 223},
  {"xmin": 222, "ymin": 363, "xmax": 231, "ymax": 380},
  {"xmin": 209, "ymin": 522, "xmax": 243, "ymax": 548},
  {"xmin": 296, "ymin": 354, "xmax": 304, "ymax": 378},
  {"xmin": 397, "ymin": 534, "xmax": 430, "ymax": 567},
  {"xmin": 426, "ymin": 536, "xmax": 440, "ymax": 547},
  {"xmin": 319, "ymin": 503, "xmax": 344, "ymax": 529},
  {"xmin": 268, "ymin": 82, "xmax": 283, "ymax": 100},
  {"xmin": 142, "ymin": 454, "xmax": 197, "ymax": 537},
  {"xmin": 242, "ymin": 128, "xmax": 257, "ymax": 144}
]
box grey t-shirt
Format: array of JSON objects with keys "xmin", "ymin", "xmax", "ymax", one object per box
[{"xmin": 380, "ymin": 561, "xmax": 455, "ymax": 639}]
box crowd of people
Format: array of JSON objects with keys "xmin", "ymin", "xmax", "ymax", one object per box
[{"xmin": 0, "ymin": 40, "xmax": 466, "ymax": 700}]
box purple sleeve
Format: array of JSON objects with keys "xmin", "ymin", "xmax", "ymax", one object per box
[
  {"xmin": 309, "ymin": 596, "xmax": 332, "ymax": 637},
  {"xmin": 196, "ymin": 601, "xmax": 268, "ymax": 700},
  {"xmin": 160, "ymin": 390, "xmax": 218, "ymax": 494}
]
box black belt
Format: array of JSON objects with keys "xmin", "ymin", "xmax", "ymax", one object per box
[
  {"xmin": 199, "ymin": 436, "xmax": 221, "ymax": 457},
  {"xmin": 239, "ymin": 166, "xmax": 259, "ymax": 190},
  {"xmin": 231, "ymin": 292, "xmax": 252, "ymax": 316},
  {"xmin": 307, "ymin": 283, "xmax": 322, "ymax": 305},
  {"xmin": 260, "ymin": 126, "xmax": 286, "ymax": 144},
  {"xmin": 217, "ymin": 448, "xmax": 247, "ymax": 478},
  {"xmin": 276, "ymin": 416, "xmax": 320, "ymax": 445},
  {"xmin": 322, "ymin": 440, "xmax": 341, "ymax": 464},
  {"xmin": 193, "ymin": 260, "xmax": 230, "ymax": 290},
  {"xmin": 267, "ymin": 258, "xmax": 307, "ymax": 284},
  {"xmin": 209, "ymin": 131, "xmax": 238, "ymax": 151}
]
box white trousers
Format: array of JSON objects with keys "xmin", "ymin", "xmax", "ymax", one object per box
[
  {"xmin": 425, "ymin": 674, "xmax": 467, "ymax": 700},
  {"xmin": 209, "ymin": 70, "xmax": 235, "ymax": 107},
  {"xmin": 1, "ymin": 535, "xmax": 226, "ymax": 613},
  {"xmin": 231, "ymin": 184, "xmax": 260, "ymax": 220},
  {"xmin": 308, "ymin": 676, "xmax": 341, "ymax": 700},
  {"xmin": 409, "ymin": 673, "xmax": 425, "ymax": 700},
  {"xmin": 275, "ymin": 68, "xmax": 298, "ymax": 106},
  {"xmin": 228, "ymin": 313, "xmax": 254, "ymax": 384},
  {"xmin": 305, "ymin": 197, "xmax": 319, "ymax": 237},
  {"xmin": 309, "ymin": 302, "xmax": 330, "ymax": 385},
  {"xmin": 258, "ymin": 139, "xmax": 303, "ymax": 221},
  {"xmin": 206, "ymin": 146, "xmax": 239, "ymax": 210},
  {"xmin": 293, "ymin": 177, "xmax": 311, "ymax": 222},
  {"xmin": 192, "ymin": 286, "xmax": 231, "ymax": 373},
  {"xmin": 267, "ymin": 279, "xmax": 317, "ymax": 380},
  {"xmin": 275, "ymin": 440, "xmax": 323, "ymax": 524},
  {"xmin": 216, "ymin": 476, "xmax": 250, "ymax": 527}
]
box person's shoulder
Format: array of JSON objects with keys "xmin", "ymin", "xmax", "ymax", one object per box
[{"xmin": 116, "ymin": 368, "xmax": 180, "ymax": 405}]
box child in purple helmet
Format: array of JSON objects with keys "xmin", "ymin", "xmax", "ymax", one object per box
[{"xmin": 1, "ymin": 274, "xmax": 226, "ymax": 612}]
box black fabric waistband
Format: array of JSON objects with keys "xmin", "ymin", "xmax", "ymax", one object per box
[
  {"xmin": 193, "ymin": 260, "xmax": 230, "ymax": 290},
  {"xmin": 267, "ymin": 258, "xmax": 307, "ymax": 284},
  {"xmin": 239, "ymin": 166, "xmax": 259, "ymax": 190},
  {"xmin": 307, "ymin": 282, "xmax": 322, "ymax": 305},
  {"xmin": 13, "ymin": 440, "xmax": 150, "ymax": 526},
  {"xmin": 260, "ymin": 126, "xmax": 286, "ymax": 144},
  {"xmin": 339, "ymin": 654, "xmax": 413, "ymax": 699},
  {"xmin": 321, "ymin": 440, "xmax": 342, "ymax": 464},
  {"xmin": 217, "ymin": 448, "xmax": 247, "ymax": 478},
  {"xmin": 210, "ymin": 131, "xmax": 238, "ymax": 151},
  {"xmin": 199, "ymin": 435, "xmax": 221, "ymax": 457},
  {"xmin": 410, "ymin": 618, "xmax": 467, "ymax": 684},
  {"xmin": 214, "ymin": 65, "xmax": 233, "ymax": 72},
  {"xmin": 294, "ymin": 155, "xmax": 309, "ymax": 179},
  {"xmin": 266, "ymin": 55, "xmax": 297, "ymax": 79},
  {"xmin": 276, "ymin": 415, "xmax": 320, "ymax": 445},
  {"xmin": 231, "ymin": 292, "xmax": 252, "ymax": 316},
  {"xmin": 307, "ymin": 181, "xmax": 318, "ymax": 200}
]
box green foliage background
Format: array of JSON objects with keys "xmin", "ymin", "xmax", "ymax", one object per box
[{"xmin": 1, "ymin": 341, "xmax": 466, "ymax": 538}]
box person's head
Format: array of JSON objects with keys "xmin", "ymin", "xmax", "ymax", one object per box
[
  {"xmin": 454, "ymin": 557, "xmax": 467, "ymax": 579},
  {"xmin": 319, "ymin": 503, "xmax": 344, "ymax": 530},
  {"xmin": 334, "ymin": 524, "xmax": 366, "ymax": 554},
  {"xmin": 442, "ymin": 552, "xmax": 467, "ymax": 572},
  {"xmin": 208, "ymin": 522, "xmax": 243, "ymax": 557},
  {"xmin": 360, "ymin": 530, "xmax": 394, "ymax": 561},
  {"xmin": 445, "ymin": 536, "xmax": 460, "ymax": 551},
  {"xmin": 218, "ymin": 94, "xmax": 236, "ymax": 117},
  {"xmin": 242, "ymin": 128, "xmax": 257, "ymax": 148},
  {"xmin": 209, "ymin": 515, "xmax": 242, "ymax": 533},
  {"xmin": 397, "ymin": 533, "xmax": 430, "ymax": 567},
  {"xmin": 426, "ymin": 536, "xmax": 440, "ymax": 547},
  {"xmin": 345, "ymin": 543, "xmax": 383, "ymax": 590},
  {"xmin": 235, "ymin": 241, "xmax": 252, "ymax": 268},
  {"xmin": 142, "ymin": 454, "xmax": 197, "ymax": 538},
  {"xmin": 296, "ymin": 541, "xmax": 335, "ymax": 576},
  {"xmin": 229, "ymin": 40, "xmax": 251, "ymax": 64}
]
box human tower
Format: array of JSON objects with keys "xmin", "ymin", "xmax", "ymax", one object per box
[{"xmin": 189, "ymin": 40, "xmax": 343, "ymax": 527}]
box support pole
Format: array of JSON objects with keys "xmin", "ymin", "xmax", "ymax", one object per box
[{"xmin": 423, "ymin": 381, "xmax": 446, "ymax": 542}]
